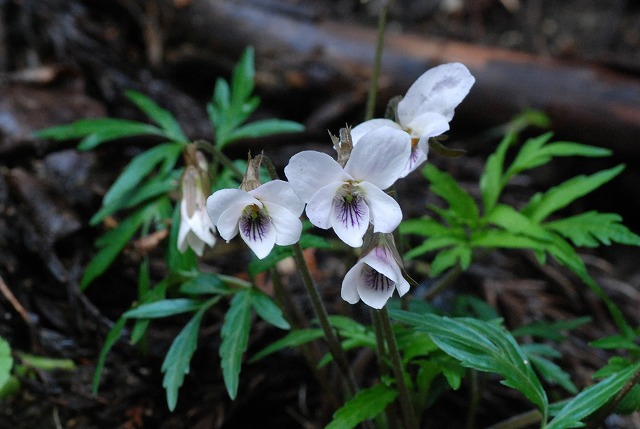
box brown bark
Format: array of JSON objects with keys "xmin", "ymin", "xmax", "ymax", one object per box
[{"xmin": 167, "ymin": 0, "xmax": 640, "ymax": 156}]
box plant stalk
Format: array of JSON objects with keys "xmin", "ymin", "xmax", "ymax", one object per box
[
  {"xmin": 364, "ymin": 0, "xmax": 390, "ymax": 121},
  {"xmin": 379, "ymin": 307, "xmax": 419, "ymax": 429},
  {"xmin": 291, "ymin": 243, "xmax": 359, "ymax": 396}
]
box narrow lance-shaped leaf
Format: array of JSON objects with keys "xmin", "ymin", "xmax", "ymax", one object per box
[
  {"xmin": 249, "ymin": 290, "xmax": 290, "ymax": 330},
  {"xmin": 423, "ymin": 164, "xmax": 479, "ymax": 225},
  {"xmin": 0, "ymin": 337, "xmax": 13, "ymax": 390},
  {"xmin": 325, "ymin": 384, "xmax": 398, "ymax": 429},
  {"xmin": 125, "ymin": 90, "xmax": 188, "ymax": 142},
  {"xmin": 545, "ymin": 211, "xmax": 640, "ymax": 248},
  {"xmin": 220, "ymin": 289, "xmax": 252, "ymax": 399}
]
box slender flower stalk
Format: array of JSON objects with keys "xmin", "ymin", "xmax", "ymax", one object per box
[
  {"xmin": 291, "ymin": 243, "xmax": 359, "ymax": 396},
  {"xmin": 379, "ymin": 306, "xmax": 419, "ymax": 429}
]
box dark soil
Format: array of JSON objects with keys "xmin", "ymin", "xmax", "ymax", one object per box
[{"xmin": 1, "ymin": 1, "xmax": 640, "ymax": 428}]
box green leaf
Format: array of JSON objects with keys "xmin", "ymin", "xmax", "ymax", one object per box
[
  {"xmin": 470, "ymin": 230, "xmax": 549, "ymax": 251},
  {"xmin": 231, "ymin": 47, "xmax": 256, "ymax": 110},
  {"xmin": 220, "ymin": 289, "xmax": 252, "ymax": 399},
  {"xmin": 92, "ymin": 316, "xmax": 127, "ymax": 394},
  {"xmin": 400, "ymin": 217, "xmax": 456, "ymax": 238},
  {"xmin": 589, "ymin": 335, "xmax": 640, "ymax": 352},
  {"xmin": 161, "ymin": 306, "xmax": 206, "ymax": 411},
  {"xmin": 80, "ymin": 204, "xmax": 155, "ymax": 289},
  {"xmin": 91, "ymin": 169, "xmax": 181, "ymax": 225},
  {"xmin": 0, "ymin": 337, "xmax": 13, "ymax": 391},
  {"xmin": 179, "ymin": 273, "xmax": 232, "ymax": 295},
  {"xmin": 423, "ymin": 164, "xmax": 479, "ymax": 225},
  {"xmin": 124, "ymin": 299, "xmax": 202, "ymax": 319},
  {"xmin": 390, "ymin": 310, "xmax": 548, "ymax": 415},
  {"xmin": 485, "ymin": 204, "xmax": 553, "ymax": 241},
  {"xmin": 101, "ymin": 143, "xmax": 183, "ymax": 210},
  {"xmin": 325, "ymin": 383, "xmax": 398, "ymax": 429},
  {"xmin": 430, "ymin": 245, "xmax": 472, "ymax": 276},
  {"xmin": 479, "ymin": 132, "xmax": 517, "ymax": 212},
  {"xmin": 250, "ymin": 329, "xmax": 324, "ymax": 363},
  {"xmin": 16, "ymin": 354, "xmax": 75, "ymax": 371},
  {"xmin": 125, "ymin": 90, "xmax": 187, "ymax": 142},
  {"xmin": 528, "ymin": 354, "xmax": 577, "ymax": 394},
  {"xmin": 228, "ymin": 119, "xmax": 304, "ymax": 142},
  {"xmin": 36, "ymin": 118, "xmax": 168, "ymax": 150},
  {"xmin": 249, "ymin": 290, "xmax": 290, "ymax": 330},
  {"xmin": 404, "ymin": 234, "xmax": 466, "ymax": 260},
  {"xmin": 546, "ymin": 211, "xmax": 640, "ymax": 248},
  {"xmin": 512, "ymin": 317, "xmax": 591, "ymax": 342},
  {"xmin": 522, "ymin": 165, "xmax": 625, "ymax": 223},
  {"xmin": 546, "ymin": 362, "xmax": 640, "ymax": 429}
]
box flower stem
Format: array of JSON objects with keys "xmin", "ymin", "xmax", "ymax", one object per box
[
  {"xmin": 364, "ymin": 0, "xmax": 390, "ymax": 121},
  {"xmin": 379, "ymin": 307, "xmax": 419, "ymax": 429},
  {"xmin": 194, "ymin": 139, "xmax": 245, "ymax": 180},
  {"xmin": 291, "ymin": 243, "xmax": 359, "ymax": 396},
  {"xmin": 372, "ymin": 310, "xmax": 400, "ymax": 429}
]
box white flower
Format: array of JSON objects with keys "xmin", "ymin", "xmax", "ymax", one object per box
[
  {"xmin": 284, "ymin": 127, "xmax": 410, "ymax": 248},
  {"xmin": 206, "ymin": 180, "xmax": 304, "ymax": 259},
  {"xmin": 341, "ymin": 242, "xmax": 410, "ymax": 309},
  {"xmin": 351, "ymin": 62, "xmax": 475, "ymax": 177},
  {"xmin": 178, "ymin": 166, "xmax": 217, "ymax": 256}
]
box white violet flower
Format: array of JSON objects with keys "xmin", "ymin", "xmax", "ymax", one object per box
[
  {"xmin": 206, "ymin": 180, "xmax": 304, "ymax": 259},
  {"xmin": 284, "ymin": 126, "xmax": 410, "ymax": 248},
  {"xmin": 341, "ymin": 238, "xmax": 410, "ymax": 309},
  {"xmin": 351, "ymin": 62, "xmax": 475, "ymax": 177},
  {"xmin": 178, "ymin": 166, "xmax": 217, "ymax": 256}
]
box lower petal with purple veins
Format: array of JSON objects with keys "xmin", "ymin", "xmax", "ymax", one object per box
[{"xmin": 239, "ymin": 206, "xmax": 277, "ymax": 259}]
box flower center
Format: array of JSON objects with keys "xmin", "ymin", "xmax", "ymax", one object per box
[
  {"xmin": 334, "ymin": 183, "xmax": 365, "ymax": 228},
  {"xmin": 362, "ymin": 265, "xmax": 393, "ymax": 292},
  {"xmin": 240, "ymin": 205, "xmax": 270, "ymax": 242}
]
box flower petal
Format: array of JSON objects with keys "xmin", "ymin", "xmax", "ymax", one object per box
[
  {"xmin": 341, "ymin": 261, "xmax": 366, "ymax": 304},
  {"xmin": 397, "ymin": 63, "xmax": 475, "ymax": 124},
  {"xmin": 285, "ymin": 151, "xmax": 351, "ymax": 202},
  {"xmin": 399, "ymin": 142, "xmax": 428, "ymax": 178},
  {"xmin": 217, "ymin": 197, "xmax": 261, "ymax": 242},
  {"xmin": 405, "ymin": 112, "xmax": 450, "ymax": 140},
  {"xmin": 356, "ymin": 265, "xmax": 396, "ymax": 309},
  {"xmin": 359, "ymin": 182, "xmax": 403, "ymax": 233},
  {"xmin": 239, "ymin": 211, "xmax": 277, "ymax": 259},
  {"xmin": 345, "ymin": 126, "xmax": 411, "ymax": 189},
  {"xmin": 263, "ymin": 202, "xmax": 303, "ymax": 245},
  {"xmin": 306, "ymin": 181, "xmax": 343, "ymax": 229},
  {"xmin": 331, "ymin": 192, "xmax": 370, "ymax": 248},
  {"xmin": 362, "ymin": 246, "xmax": 410, "ymax": 298},
  {"xmin": 251, "ymin": 180, "xmax": 305, "ymax": 217},
  {"xmin": 350, "ymin": 119, "xmax": 401, "ymax": 145},
  {"xmin": 177, "ymin": 208, "xmax": 191, "ymax": 253},
  {"xmin": 186, "ymin": 231, "xmax": 206, "ymax": 257},
  {"xmin": 206, "ymin": 189, "xmax": 255, "ymax": 225}
]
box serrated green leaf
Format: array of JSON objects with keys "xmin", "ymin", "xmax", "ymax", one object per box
[
  {"xmin": 0, "ymin": 337, "xmax": 13, "ymax": 391},
  {"xmin": 522, "ymin": 165, "xmax": 625, "ymax": 223},
  {"xmin": 161, "ymin": 306, "xmax": 206, "ymax": 411},
  {"xmin": 485, "ymin": 204, "xmax": 553, "ymax": 241},
  {"xmin": 546, "ymin": 211, "xmax": 640, "ymax": 248},
  {"xmin": 480, "ymin": 132, "xmax": 517, "ymax": 212},
  {"xmin": 101, "ymin": 143, "xmax": 183, "ymax": 209},
  {"xmin": 250, "ymin": 290, "xmax": 290, "ymax": 330},
  {"xmin": 390, "ymin": 310, "xmax": 548, "ymax": 415},
  {"xmin": 470, "ymin": 230, "xmax": 549, "ymax": 251},
  {"xmin": 124, "ymin": 299, "xmax": 202, "ymax": 319},
  {"xmin": 423, "ymin": 164, "xmax": 479, "ymax": 225},
  {"xmin": 325, "ymin": 383, "xmax": 398, "ymax": 429},
  {"xmin": 589, "ymin": 335, "xmax": 640, "ymax": 351},
  {"xmin": 125, "ymin": 90, "xmax": 187, "ymax": 142},
  {"xmin": 228, "ymin": 119, "xmax": 304, "ymax": 142},
  {"xmin": 593, "ymin": 357, "xmax": 632, "ymax": 379},
  {"xmin": 404, "ymin": 235, "xmax": 465, "ymax": 260},
  {"xmin": 546, "ymin": 362, "xmax": 640, "ymax": 429},
  {"xmin": 231, "ymin": 47, "xmax": 255, "ymax": 109},
  {"xmin": 250, "ymin": 329, "xmax": 324, "ymax": 363},
  {"xmin": 36, "ymin": 118, "xmax": 167, "ymax": 151},
  {"xmin": 220, "ymin": 290, "xmax": 252, "ymax": 399}
]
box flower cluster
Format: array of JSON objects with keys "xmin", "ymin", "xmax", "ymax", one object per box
[{"xmin": 195, "ymin": 63, "xmax": 474, "ymax": 308}]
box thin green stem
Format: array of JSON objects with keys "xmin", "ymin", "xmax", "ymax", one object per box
[
  {"xmin": 291, "ymin": 243, "xmax": 358, "ymax": 396},
  {"xmin": 372, "ymin": 310, "xmax": 400, "ymax": 429},
  {"xmin": 194, "ymin": 139, "xmax": 244, "ymax": 180},
  {"xmin": 364, "ymin": 0, "xmax": 391, "ymax": 121},
  {"xmin": 379, "ymin": 307, "xmax": 419, "ymax": 429},
  {"xmin": 465, "ymin": 370, "xmax": 480, "ymax": 429},
  {"xmin": 485, "ymin": 409, "xmax": 542, "ymax": 429}
]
